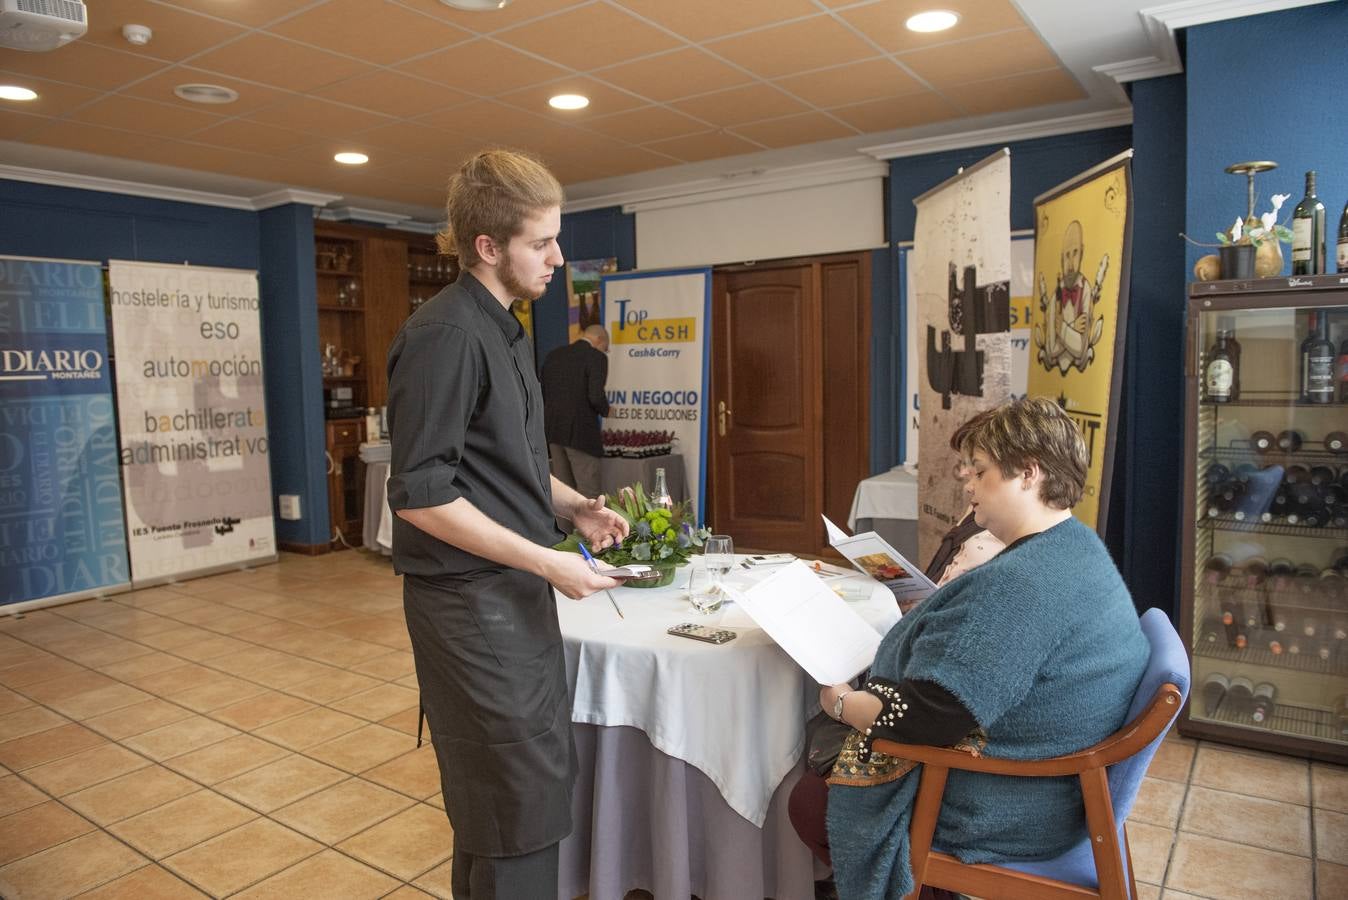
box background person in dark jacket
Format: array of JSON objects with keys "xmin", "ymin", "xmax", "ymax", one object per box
[{"xmin": 541, "ymin": 324, "xmax": 610, "ymax": 498}]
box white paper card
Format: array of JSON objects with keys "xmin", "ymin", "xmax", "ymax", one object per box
[
  {"xmin": 822, "ymin": 515, "xmax": 937, "ymax": 603},
  {"xmin": 721, "ymin": 561, "xmax": 882, "ymax": 684}
]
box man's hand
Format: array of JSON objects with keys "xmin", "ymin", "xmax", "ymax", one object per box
[
  {"xmin": 571, "ymin": 494, "xmax": 629, "ymax": 550},
  {"xmin": 540, "ymin": 550, "xmax": 623, "ymax": 600}
]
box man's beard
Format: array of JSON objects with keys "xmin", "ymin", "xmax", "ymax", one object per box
[{"xmin": 498, "ymin": 253, "xmax": 546, "ymax": 302}]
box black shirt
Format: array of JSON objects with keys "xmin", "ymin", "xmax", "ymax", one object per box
[
  {"xmin": 385, "ymin": 272, "xmax": 560, "ymax": 577},
  {"xmin": 540, "ymin": 339, "xmax": 610, "ymax": 457}
]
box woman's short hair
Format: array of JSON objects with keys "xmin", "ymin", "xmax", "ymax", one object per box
[
  {"xmin": 956, "ymin": 397, "xmax": 1088, "ymax": 509},
  {"xmin": 436, "ymin": 149, "xmax": 563, "ymax": 265}
]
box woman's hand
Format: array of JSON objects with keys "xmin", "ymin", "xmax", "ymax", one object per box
[
  {"xmin": 820, "ymin": 682, "xmax": 883, "ymax": 731},
  {"xmin": 820, "ymin": 683, "xmax": 852, "ymax": 720}
]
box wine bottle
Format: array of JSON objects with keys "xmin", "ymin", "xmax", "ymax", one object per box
[
  {"xmin": 1291, "ymin": 171, "xmax": 1326, "ymax": 275},
  {"xmin": 1277, "ymin": 429, "xmax": 1304, "ymax": 452},
  {"xmin": 1241, "ymin": 556, "xmax": 1269, "ymax": 587},
  {"xmin": 1251, "ymin": 682, "xmax": 1278, "ymax": 724},
  {"xmin": 1225, "ymin": 676, "xmax": 1255, "ymax": 718},
  {"xmin": 1197, "ymin": 614, "xmax": 1226, "ymax": 646},
  {"xmin": 1224, "ymin": 318, "xmax": 1243, "ymax": 399},
  {"xmin": 1251, "ymin": 430, "xmax": 1277, "ymax": 453},
  {"xmin": 1201, "ymin": 672, "xmax": 1230, "ymax": 716},
  {"xmin": 1310, "ymin": 464, "xmax": 1337, "ymax": 486},
  {"xmin": 1338, "ymin": 333, "xmax": 1348, "ymax": 403},
  {"xmin": 1303, "ymin": 311, "xmax": 1335, "ymax": 404},
  {"xmin": 1206, "ymin": 462, "xmax": 1232, "ymax": 485},
  {"xmin": 1337, "ymin": 197, "xmax": 1348, "ymax": 273},
  {"xmin": 1327, "ymin": 431, "xmax": 1348, "ymax": 454},
  {"xmin": 1284, "ymin": 464, "xmax": 1311, "ymax": 484},
  {"xmin": 1205, "ymin": 330, "xmax": 1235, "ymax": 402},
  {"xmin": 1202, "ymin": 554, "xmax": 1233, "ymax": 584}
]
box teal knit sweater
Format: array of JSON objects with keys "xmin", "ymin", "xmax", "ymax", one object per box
[{"xmin": 826, "ymin": 517, "xmax": 1149, "ymax": 900}]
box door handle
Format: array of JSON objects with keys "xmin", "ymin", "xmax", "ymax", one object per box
[{"xmin": 718, "ymin": 401, "xmax": 731, "ymax": 436}]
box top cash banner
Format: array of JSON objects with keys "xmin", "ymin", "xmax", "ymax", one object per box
[
  {"xmin": 600, "ymin": 269, "xmax": 711, "ymax": 521},
  {"xmin": 0, "ymin": 255, "xmax": 130, "ymax": 611},
  {"xmin": 108, "ymin": 261, "xmax": 276, "ymax": 585},
  {"xmin": 1029, "ymin": 151, "xmax": 1134, "ymax": 534}
]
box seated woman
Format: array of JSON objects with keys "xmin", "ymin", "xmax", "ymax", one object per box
[{"xmin": 791, "ymin": 397, "xmax": 1149, "ymax": 900}]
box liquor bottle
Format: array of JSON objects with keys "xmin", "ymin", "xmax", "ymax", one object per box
[
  {"xmin": 1263, "ymin": 487, "xmax": 1289, "ymax": 522},
  {"xmin": 1261, "ymin": 628, "xmax": 1285, "ymax": 655},
  {"xmin": 1310, "ymin": 464, "xmax": 1337, "ymax": 486},
  {"xmin": 1241, "ymin": 556, "xmax": 1269, "ymax": 588},
  {"xmin": 1291, "ymin": 171, "xmax": 1326, "ymax": 275},
  {"xmin": 1207, "ymin": 483, "xmax": 1244, "ymax": 517},
  {"xmin": 1337, "ymin": 197, "xmax": 1348, "ymax": 273},
  {"xmin": 1197, "ymin": 614, "xmax": 1226, "ymax": 647},
  {"xmin": 1201, "ymin": 554, "xmax": 1233, "ymax": 584},
  {"xmin": 1251, "ymin": 430, "xmax": 1277, "ymax": 453},
  {"xmin": 1284, "ymin": 464, "xmax": 1311, "ymax": 484},
  {"xmin": 1201, "ymin": 672, "xmax": 1230, "ymax": 716},
  {"xmin": 1302, "ymin": 504, "xmax": 1333, "ymax": 528},
  {"xmin": 1250, "ymin": 682, "xmax": 1278, "ymax": 724},
  {"xmin": 1339, "ymin": 333, "xmax": 1348, "ymax": 403},
  {"xmin": 1302, "ymin": 311, "xmax": 1335, "ymax": 404},
  {"xmin": 1225, "ymin": 318, "xmax": 1243, "ymax": 399},
  {"xmin": 1225, "ymin": 676, "xmax": 1255, "ymax": 718},
  {"xmin": 1232, "ymin": 462, "xmax": 1259, "ymax": 483},
  {"xmin": 1330, "ymin": 504, "xmax": 1348, "ymax": 528},
  {"xmin": 1332, "ymin": 547, "xmax": 1348, "ymax": 575},
  {"xmin": 1277, "ymin": 429, "xmax": 1304, "ymax": 452},
  {"xmin": 1206, "ymin": 462, "xmax": 1232, "ymax": 485},
  {"xmin": 650, "ymin": 467, "xmax": 673, "ymax": 511},
  {"xmin": 1205, "ymin": 330, "xmax": 1235, "ymax": 402},
  {"xmin": 1327, "ymin": 431, "xmax": 1348, "ymax": 454},
  {"xmin": 1220, "ymin": 605, "xmax": 1247, "ymax": 648}
]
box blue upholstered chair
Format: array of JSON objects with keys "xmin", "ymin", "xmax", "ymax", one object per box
[{"xmin": 872, "ymin": 608, "xmax": 1191, "ymax": 900}]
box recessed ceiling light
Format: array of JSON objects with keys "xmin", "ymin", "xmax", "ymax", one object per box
[
  {"xmin": 0, "ymin": 85, "xmax": 38, "ymax": 102},
  {"xmin": 440, "ymin": 0, "xmax": 511, "ymax": 10},
  {"xmin": 334, "ymin": 152, "xmax": 369, "ymax": 165},
  {"xmin": 905, "ymin": 10, "xmax": 960, "ymax": 33},
  {"xmin": 549, "ymin": 93, "xmax": 589, "ymax": 111},
  {"xmin": 174, "ymin": 83, "xmax": 239, "ymax": 105}
]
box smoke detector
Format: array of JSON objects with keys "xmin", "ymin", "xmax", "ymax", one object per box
[
  {"xmin": 440, "ymin": 1, "xmax": 510, "ymax": 10},
  {"xmin": 0, "ymin": 0, "xmax": 88, "ymax": 51},
  {"xmin": 121, "ymin": 23, "xmax": 150, "ymax": 46}
]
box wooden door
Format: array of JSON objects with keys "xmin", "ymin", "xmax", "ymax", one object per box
[{"xmin": 710, "ymin": 254, "xmax": 869, "ymax": 556}]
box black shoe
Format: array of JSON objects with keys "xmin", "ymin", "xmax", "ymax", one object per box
[{"xmin": 814, "ymin": 879, "xmax": 839, "ymax": 900}]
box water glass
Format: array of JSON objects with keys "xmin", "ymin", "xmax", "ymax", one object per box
[
  {"xmin": 704, "ymin": 535, "xmax": 734, "ymax": 588},
  {"xmin": 687, "ymin": 564, "xmax": 722, "ymax": 615}
]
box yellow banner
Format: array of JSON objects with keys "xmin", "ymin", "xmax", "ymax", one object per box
[
  {"xmin": 1028, "ymin": 155, "xmax": 1132, "ymax": 532},
  {"xmin": 610, "ymin": 316, "xmax": 697, "ymax": 344}
]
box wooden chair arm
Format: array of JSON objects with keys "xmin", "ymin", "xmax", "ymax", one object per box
[{"xmin": 871, "ymin": 683, "xmax": 1182, "ymax": 777}]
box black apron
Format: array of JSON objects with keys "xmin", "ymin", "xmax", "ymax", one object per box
[{"xmin": 404, "ymin": 567, "xmax": 577, "ymax": 857}]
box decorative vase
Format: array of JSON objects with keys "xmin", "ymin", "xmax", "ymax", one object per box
[
  {"xmin": 1218, "ymin": 243, "xmax": 1255, "ymax": 280},
  {"xmin": 623, "ymin": 563, "xmax": 678, "ymax": 589},
  {"xmin": 1254, "ymin": 239, "xmax": 1284, "ymax": 277}
]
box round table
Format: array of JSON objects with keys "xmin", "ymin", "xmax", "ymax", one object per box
[{"xmin": 555, "ymin": 560, "xmax": 900, "ymax": 900}]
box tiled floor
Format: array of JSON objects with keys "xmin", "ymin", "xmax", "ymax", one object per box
[{"xmin": 0, "ymin": 550, "xmax": 1344, "ymax": 899}]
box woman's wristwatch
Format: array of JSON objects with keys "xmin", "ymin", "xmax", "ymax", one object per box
[{"xmin": 831, "ymin": 689, "xmax": 853, "ymax": 720}]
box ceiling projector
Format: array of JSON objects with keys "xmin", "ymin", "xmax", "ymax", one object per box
[{"xmin": 0, "ymin": 0, "xmax": 87, "ymax": 52}]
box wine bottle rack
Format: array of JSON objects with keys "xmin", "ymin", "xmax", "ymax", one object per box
[
  {"xmin": 1203, "ymin": 699, "xmax": 1344, "ymax": 743},
  {"xmin": 1200, "ymin": 445, "xmax": 1346, "ymax": 466},
  {"xmin": 1200, "ymin": 515, "xmax": 1348, "ymax": 539}
]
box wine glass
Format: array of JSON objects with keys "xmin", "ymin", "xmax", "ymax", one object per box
[
  {"xmin": 686, "ymin": 564, "xmax": 722, "ymax": 615},
  {"xmin": 703, "ymin": 535, "xmax": 734, "ymax": 590}
]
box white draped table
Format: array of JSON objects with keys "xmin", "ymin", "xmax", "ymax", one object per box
[{"xmin": 555, "ymin": 561, "xmax": 900, "ymax": 900}]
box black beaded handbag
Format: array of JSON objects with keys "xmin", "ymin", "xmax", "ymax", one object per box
[{"xmin": 804, "ymin": 710, "xmax": 853, "ymax": 776}]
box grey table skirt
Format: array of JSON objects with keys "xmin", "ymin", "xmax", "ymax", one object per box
[{"xmin": 558, "ymin": 723, "xmax": 820, "ymax": 900}]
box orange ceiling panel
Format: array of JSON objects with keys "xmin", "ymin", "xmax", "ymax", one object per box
[
  {"xmin": 0, "ymin": 43, "xmax": 167, "ymax": 92},
  {"xmin": 838, "ymin": 0, "xmax": 1028, "ymax": 54},
  {"xmin": 943, "ymin": 68, "xmax": 1086, "ymax": 117},
  {"xmin": 265, "ymin": 0, "xmax": 474, "ymax": 67},
  {"xmin": 191, "ymin": 33, "xmax": 377, "ymax": 93},
  {"xmin": 642, "ymin": 130, "xmax": 762, "ymax": 164},
  {"xmin": 671, "ymin": 84, "xmax": 811, "ymax": 129},
  {"xmin": 497, "ymin": 3, "xmax": 681, "ymax": 70},
  {"xmin": 776, "ymin": 59, "xmax": 926, "ymax": 109},
  {"xmin": 312, "ymin": 71, "xmax": 471, "ymax": 120},
  {"xmin": 397, "ymin": 39, "xmax": 567, "ymax": 95},
  {"xmin": 613, "ymin": 0, "xmax": 821, "ymax": 43},
  {"xmin": 827, "ymin": 91, "xmax": 961, "ymax": 133},
  {"xmin": 729, "ymin": 112, "xmax": 855, "ymax": 149},
  {"xmin": 121, "ymin": 68, "xmax": 291, "ymax": 117},
  {"xmin": 707, "ymin": 17, "xmax": 883, "ymax": 80},
  {"xmin": 596, "ymin": 48, "xmax": 752, "ymax": 104},
  {"xmin": 900, "ymin": 29, "xmax": 1061, "ymax": 90},
  {"xmin": 79, "ymin": 0, "xmax": 246, "ymax": 62}
]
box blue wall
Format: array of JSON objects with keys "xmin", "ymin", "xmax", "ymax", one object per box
[
  {"xmin": 533, "ymin": 206, "xmax": 637, "ymax": 366},
  {"xmin": 1186, "ymin": 4, "xmax": 1348, "ymax": 277}
]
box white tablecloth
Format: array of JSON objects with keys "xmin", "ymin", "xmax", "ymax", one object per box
[
  {"xmin": 555, "ymin": 561, "xmax": 900, "ymax": 828},
  {"xmin": 847, "ymin": 465, "xmax": 919, "ymax": 530}
]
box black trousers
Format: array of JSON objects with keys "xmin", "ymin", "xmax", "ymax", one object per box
[{"xmin": 451, "ymin": 842, "xmax": 560, "ymax": 900}]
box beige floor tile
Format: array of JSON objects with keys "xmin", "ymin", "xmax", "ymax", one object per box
[
  {"xmin": 0, "ymin": 773, "xmax": 49, "ymax": 817},
  {"xmin": 216, "ymin": 753, "xmax": 348, "ymax": 812},
  {"xmin": 396, "ymin": 673, "xmax": 420, "ymax": 690},
  {"xmin": 411, "ymin": 858, "xmax": 454, "ymax": 898},
  {"xmin": 209, "ymin": 690, "xmax": 315, "ymax": 731},
  {"xmin": 247, "ymin": 656, "xmax": 337, "ymax": 689},
  {"xmin": 304, "ymin": 638, "xmax": 391, "ymax": 668},
  {"xmin": 1316, "ymin": 807, "xmax": 1348, "ymax": 866},
  {"xmin": 0, "ymin": 829, "xmax": 145, "ymax": 900},
  {"xmin": 163, "ymin": 818, "xmax": 321, "ymax": 896},
  {"xmin": 384, "ymin": 887, "xmax": 436, "ymax": 899},
  {"xmin": 162, "ymin": 733, "xmax": 290, "ymax": 784},
  {"xmin": 134, "ymin": 625, "xmax": 219, "ymax": 651},
  {"xmin": 44, "ymin": 634, "xmax": 151, "ymax": 668},
  {"xmin": 1180, "ymin": 784, "xmax": 1310, "ymax": 856},
  {"xmin": 110, "ymin": 789, "xmax": 256, "ymax": 858},
  {"xmin": 203, "ymin": 609, "xmax": 277, "ymax": 634},
  {"xmin": 0, "ymin": 654, "xmax": 87, "ymax": 688},
  {"xmin": 273, "ymin": 777, "xmax": 414, "ymax": 843},
  {"xmin": 63, "ymin": 765, "xmax": 198, "ymax": 825},
  {"xmin": 0, "ymin": 686, "xmax": 33, "ymax": 716},
  {"xmin": 128, "ymin": 662, "xmax": 230, "ymax": 697},
  {"xmin": 306, "ymin": 723, "xmax": 416, "ymax": 773},
  {"xmin": 22, "ymin": 669, "xmax": 119, "ymax": 703},
  {"xmin": 1317, "ymin": 860, "xmax": 1348, "ymax": 899},
  {"xmin": 0, "ymin": 705, "xmax": 68, "ymax": 741},
  {"xmin": 1166, "ymin": 832, "xmax": 1312, "ymax": 900},
  {"xmin": 1160, "ymin": 891, "xmax": 1208, "ymax": 899},
  {"xmin": 169, "ymin": 634, "xmax": 254, "ymax": 662},
  {"xmin": 202, "ymin": 646, "xmax": 293, "ymax": 678},
  {"xmin": 1146, "ymin": 738, "xmax": 1196, "ymax": 783},
  {"xmin": 233, "ymin": 620, "xmax": 313, "ymax": 646},
  {"xmin": 254, "ymin": 706, "xmax": 364, "ymax": 750},
  {"xmin": 1131, "ymin": 883, "xmax": 1160, "ymax": 900},
  {"xmin": 331, "ymin": 683, "xmax": 420, "ymax": 721},
  {"xmin": 43, "ymin": 682, "xmax": 155, "ymax": 720},
  {"xmin": 230, "ymin": 848, "xmax": 401, "ymax": 900},
  {"xmin": 364, "ymin": 745, "xmax": 443, "ymax": 800},
  {"xmin": 1129, "ymin": 776, "xmax": 1186, "ymax": 829},
  {"xmin": 82, "ymin": 697, "xmax": 196, "ymax": 741},
  {"xmin": 0, "ymin": 799, "xmax": 95, "ymax": 865},
  {"xmin": 21, "ymin": 742, "xmax": 150, "ymax": 796},
  {"xmin": 96, "ymin": 652, "xmax": 193, "ymax": 682},
  {"xmin": 122, "ymin": 714, "xmax": 239, "ymax": 760},
  {"xmin": 1313, "ymin": 762, "xmax": 1348, "ymax": 814},
  {"xmin": 1126, "ymin": 820, "xmax": 1175, "ymax": 885},
  {"xmin": 287, "ymin": 669, "xmax": 384, "ymax": 704},
  {"xmin": 1190, "ymin": 744, "xmax": 1310, "ymax": 805},
  {"xmin": 76, "ymin": 863, "xmax": 210, "ymax": 899},
  {"xmin": 170, "ymin": 674, "xmax": 268, "ymax": 713},
  {"xmin": 354, "ymin": 650, "xmax": 417, "ymax": 681},
  {"xmin": 0, "ymin": 721, "xmax": 106, "ymax": 770},
  {"xmin": 382, "ymin": 705, "xmax": 423, "ymax": 736},
  {"xmin": 338, "ymin": 803, "xmax": 454, "ymax": 880}
]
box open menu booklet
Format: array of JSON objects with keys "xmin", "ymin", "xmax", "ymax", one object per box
[
  {"xmin": 719, "ymin": 561, "xmax": 886, "ymax": 684},
  {"xmin": 822, "ymin": 516, "xmax": 936, "ymax": 605}
]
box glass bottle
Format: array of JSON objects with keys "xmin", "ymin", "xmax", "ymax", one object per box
[
  {"xmin": 1291, "ymin": 171, "xmax": 1326, "ymax": 275},
  {"xmin": 650, "ymin": 467, "xmax": 673, "ymax": 511},
  {"xmin": 1276, "ymin": 429, "xmax": 1304, "ymax": 452},
  {"xmin": 1337, "ymin": 197, "xmax": 1348, "ymax": 273},
  {"xmin": 1201, "ymin": 672, "xmax": 1230, "ymax": 717},
  {"xmin": 1250, "ymin": 430, "xmax": 1276, "ymax": 453},
  {"xmin": 1205, "ymin": 330, "xmax": 1235, "ymax": 402},
  {"xmin": 1302, "ymin": 310, "xmax": 1335, "ymax": 404},
  {"xmin": 1250, "ymin": 682, "xmax": 1278, "ymax": 724}
]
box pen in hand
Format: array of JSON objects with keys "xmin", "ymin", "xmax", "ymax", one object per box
[{"xmin": 578, "ymin": 541, "xmax": 625, "ymax": 620}]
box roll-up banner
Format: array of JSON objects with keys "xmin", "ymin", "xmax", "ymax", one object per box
[
  {"xmin": 1029, "ymin": 150, "xmax": 1134, "ymax": 535},
  {"xmin": 0, "ymin": 255, "xmax": 130, "ymax": 612},
  {"xmin": 912, "ymin": 149, "xmax": 1013, "ymax": 563},
  {"xmin": 107, "ymin": 261, "xmax": 276, "ymax": 585},
  {"xmin": 600, "ymin": 268, "xmax": 711, "ymax": 522}
]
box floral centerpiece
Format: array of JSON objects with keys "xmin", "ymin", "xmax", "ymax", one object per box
[
  {"xmin": 556, "ymin": 483, "xmax": 710, "ymax": 588},
  {"xmin": 1187, "ymin": 193, "xmax": 1294, "ymax": 279}
]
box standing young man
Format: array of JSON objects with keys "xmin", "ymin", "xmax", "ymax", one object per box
[{"xmin": 386, "ymin": 149, "xmax": 628, "ymax": 899}]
